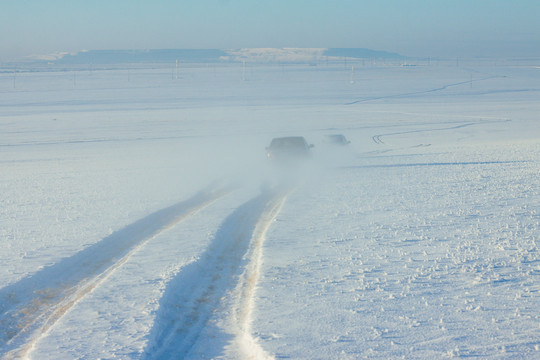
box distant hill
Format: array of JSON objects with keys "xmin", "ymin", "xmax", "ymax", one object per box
[
  {"xmin": 224, "ymin": 48, "xmax": 402, "ymax": 63},
  {"xmin": 55, "ymin": 49, "xmax": 229, "ymax": 64},
  {"xmin": 25, "ymin": 48, "xmax": 403, "ymax": 66},
  {"xmin": 323, "ymin": 48, "xmax": 401, "ymax": 59}
]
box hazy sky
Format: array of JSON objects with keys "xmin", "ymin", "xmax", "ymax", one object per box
[{"xmin": 1, "ymin": 0, "xmax": 539, "ymax": 61}]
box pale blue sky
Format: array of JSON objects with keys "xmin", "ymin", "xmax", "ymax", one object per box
[{"xmin": 1, "ymin": 0, "xmax": 539, "ymax": 61}]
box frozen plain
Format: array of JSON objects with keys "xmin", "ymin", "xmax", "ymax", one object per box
[{"xmin": 1, "ymin": 59, "xmax": 540, "ymax": 359}]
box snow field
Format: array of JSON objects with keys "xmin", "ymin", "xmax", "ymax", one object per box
[
  {"xmin": 255, "ymin": 142, "xmax": 540, "ymax": 359},
  {"xmin": 1, "ymin": 61, "xmax": 540, "ymax": 358}
]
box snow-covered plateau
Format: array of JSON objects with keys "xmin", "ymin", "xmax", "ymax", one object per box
[{"xmin": 1, "ymin": 60, "xmax": 539, "ymax": 359}]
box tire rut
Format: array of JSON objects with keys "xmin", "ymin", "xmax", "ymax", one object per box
[{"xmin": 144, "ymin": 185, "xmax": 291, "ymax": 359}]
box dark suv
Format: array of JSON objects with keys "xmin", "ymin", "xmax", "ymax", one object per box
[{"xmin": 266, "ymin": 136, "xmax": 313, "ymax": 161}]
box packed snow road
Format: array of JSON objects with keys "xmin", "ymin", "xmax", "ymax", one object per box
[{"xmin": 1, "ymin": 181, "xmax": 292, "ymax": 359}]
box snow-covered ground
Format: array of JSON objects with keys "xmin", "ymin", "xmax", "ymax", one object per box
[{"xmin": 1, "ymin": 61, "xmax": 539, "ymax": 359}]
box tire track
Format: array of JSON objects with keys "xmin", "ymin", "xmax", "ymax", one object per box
[
  {"xmin": 372, "ymin": 134, "xmax": 384, "ymax": 144},
  {"xmin": 345, "ymin": 75, "xmax": 499, "ymax": 105},
  {"xmin": 0, "ymin": 184, "xmax": 232, "ymax": 359},
  {"xmin": 370, "ymin": 120, "xmax": 513, "ymax": 145},
  {"xmin": 225, "ymin": 187, "xmax": 288, "ymax": 360},
  {"xmin": 144, "ymin": 185, "xmax": 291, "ymax": 360}
]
